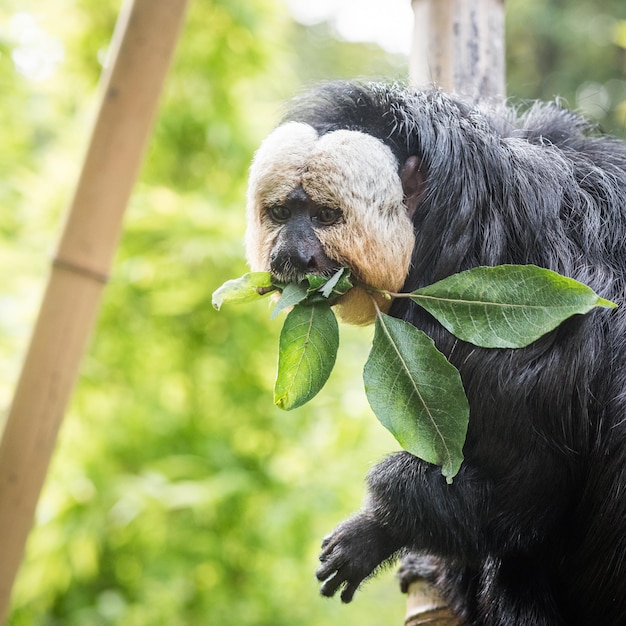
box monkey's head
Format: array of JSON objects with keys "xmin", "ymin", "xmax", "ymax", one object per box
[{"xmin": 245, "ymin": 122, "xmax": 422, "ymax": 325}]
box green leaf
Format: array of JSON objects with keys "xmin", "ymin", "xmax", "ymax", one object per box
[
  {"xmin": 212, "ymin": 272, "xmax": 274, "ymax": 310},
  {"xmin": 317, "ymin": 268, "xmax": 353, "ymax": 299},
  {"xmin": 270, "ymin": 282, "xmax": 309, "ymax": 319},
  {"xmin": 304, "ymin": 268, "xmax": 353, "ymax": 300},
  {"xmin": 274, "ymin": 303, "xmax": 339, "ymax": 410},
  {"xmin": 305, "ymin": 274, "xmax": 331, "ymax": 292},
  {"xmin": 271, "ymin": 269, "xmax": 355, "ymax": 318},
  {"xmin": 363, "ymin": 313, "xmax": 468, "ymax": 482},
  {"xmin": 410, "ymin": 265, "xmax": 617, "ymax": 348}
]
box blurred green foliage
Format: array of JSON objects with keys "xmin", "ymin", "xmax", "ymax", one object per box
[
  {"xmin": 0, "ymin": 0, "xmax": 625, "ymax": 624},
  {"xmin": 507, "ymin": 0, "xmax": 626, "ymax": 135}
]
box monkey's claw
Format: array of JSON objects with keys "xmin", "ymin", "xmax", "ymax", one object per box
[
  {"xmin": 315, "ymin": 515, "xmax": 399, "ymax": 603},
  {"xmin": 316, "ymin": 532, "xmax": 366, "ymax": 603}
]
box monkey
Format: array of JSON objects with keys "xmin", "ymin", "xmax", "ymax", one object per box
[
  {"xmin": 245, "ymin": 119, "xmax": 417, "ymax": 325},
  {"xmin": 244, "ymin": 81, "xmax": 626, "ymax": 625}
]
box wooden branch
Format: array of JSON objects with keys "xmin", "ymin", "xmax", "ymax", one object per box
[
  {"xmin": 0, "ymin": 0, "xmax": 188, "ymax": 621},
  {"xmin": 404, "ymin": 0, "xmax": 505, "ymax": 622},
  {"xmin": 409, "ymin": 0, "xmax": 505, "ymax": 98}
]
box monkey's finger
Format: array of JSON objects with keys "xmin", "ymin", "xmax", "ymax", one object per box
[
  {"xmin": 319, "ymin": 571, "xmax": 347, "ymax": 598},
  {"xmin": 319, "ymin": 532, "xmax": 338, "ymax": 552},
  {"xmin": 340, "ymin": 580, "xmax": 360, "ymax": 604},
  {"xmin": 316, "ymin": 555, "xmax": 343, "ymax": 582},
  {"xmin": 319, "ymin": 539, "xmax": 341, "ymax": 563}
]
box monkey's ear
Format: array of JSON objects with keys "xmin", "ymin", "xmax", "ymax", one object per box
[{"xmin": 400, "ymin": 155, "xmax": 425, "ymax": 219}]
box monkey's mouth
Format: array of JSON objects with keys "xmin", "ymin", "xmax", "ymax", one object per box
[
  {"xmin": 269, "ymin": 260, "xmax": 343, "ymax": 287},
  {"xmin": 268, "ymin": 263, "xmax": 361, "ymax": 311},
  {"xmin": 270, "ymin": 268, "xmax": 341, "ymax": 287}
]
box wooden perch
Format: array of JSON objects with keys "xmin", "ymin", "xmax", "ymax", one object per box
[
  {"xmin": 405, "ymin": 578, "xmax": 459, "ymax": 626},
  {"xmin": 404, "ymin": 1, "xmax": 505, "ymax": 623},
  {"xmin": 0, "ymin": 0, "xmax": 188, "ymax": 621}
]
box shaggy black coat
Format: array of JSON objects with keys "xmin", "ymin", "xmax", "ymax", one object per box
[{"xmin": 284, "ymin": 82, "xmax": 626, "ymax": 625}]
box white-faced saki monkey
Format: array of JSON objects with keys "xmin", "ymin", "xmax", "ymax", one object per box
[{"xmin": 244, "ymin": 81, "xmax": 626, "ymax": 625}]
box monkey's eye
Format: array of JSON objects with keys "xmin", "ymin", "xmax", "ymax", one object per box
[
  {"xmin": 315, "ymin": 207, "xmax": 341, "ymax": 226},
  {"xmin": 268, "ymin": 205, "xmax": 291, "ymax": 223}
]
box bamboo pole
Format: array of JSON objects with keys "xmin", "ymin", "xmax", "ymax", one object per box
[
  {"xmin": 404, "ymin": 1, "xmax": 505, "ymax": 624},
  {"xmin": 409, "ymin": 0, "xmax": 505, "ymax": 97},
  {"xmin": 0, "ymin": 0, "xmax": 188, "ymax": 620}
]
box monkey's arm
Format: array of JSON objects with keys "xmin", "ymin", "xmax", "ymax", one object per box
[
  {"xmin": 316, "ymin": 453, "xmax": 491, "ymax": 603},
  {"xmin": 317, "ymin": 448, "xmax": 568, "ymax": 603}
]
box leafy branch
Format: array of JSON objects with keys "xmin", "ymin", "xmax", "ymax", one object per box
[{"xmin": 212, "ymin": 265, "xmax": 616, "ymax": 482}]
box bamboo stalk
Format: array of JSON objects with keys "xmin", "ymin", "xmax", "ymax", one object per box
[
  {"xmin": 404, "ymin": 0, "xmax": 505, "ymax": 623},
  {"xmin": 0, "ymin": 0, "xmax": 188, "ymax": 620}
]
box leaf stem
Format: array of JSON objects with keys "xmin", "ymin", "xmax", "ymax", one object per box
[{"xmin": 356, "ymin": 281, "xmax": 407, "ymax": 300}]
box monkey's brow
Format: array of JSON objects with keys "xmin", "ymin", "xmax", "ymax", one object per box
[{"xmin": 285, "ymin": 185, "xmax": 309, "ymax": 204}]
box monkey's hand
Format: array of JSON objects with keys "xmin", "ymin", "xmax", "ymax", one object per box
[{"xmin": 315, "ymin": 513, "xmax": 401, "ymax": 603}]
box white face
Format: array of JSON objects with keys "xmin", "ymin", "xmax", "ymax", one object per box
[{"xmin": 245, "ymin": 122, "xmax": 416, "ymax": 325}]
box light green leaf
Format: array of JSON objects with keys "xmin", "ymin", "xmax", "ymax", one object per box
[
  {"xmin": 304, "ymin": 268, "xmax": 353, "ymax": 301},
  {"xmin": 212, "ymin": 272, "xmax": 273, "ymax": 310},
  {"xmin": 318, "ymin": 268, "xmax": 353, "ymax": 299},
  {"xmin": 270, "ymin": 282, "xmax": 309, "ymax": 319},
  {"xmin": 410, "ymin": 265, "xmax": 617, "ymax": 348},
  {"xmin": 271, "ymin": 269, "xmax": 354, "ymax": 318},
  {"xmin": 363, "ymin": 313, "xmax": 468, "ymax": 482},
  {"xmin": 274, "ymin": 303, "xmax": 339, "ymax": 410}
]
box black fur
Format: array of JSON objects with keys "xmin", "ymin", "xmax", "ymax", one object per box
[{"xmin": 283, "ymin": 82, "xmax": 626, "ymax": 625}]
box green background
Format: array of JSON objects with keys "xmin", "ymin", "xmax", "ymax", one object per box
[{"xmin": 1, "ymin": 0, "xmax": 625, "ymax": 623}]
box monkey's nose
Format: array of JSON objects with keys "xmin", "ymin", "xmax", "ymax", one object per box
[{"xmin": 270, "ymin": 249, "xmax": 318, "ymax": 277}]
